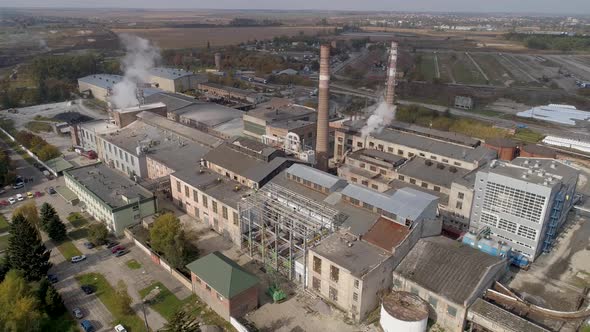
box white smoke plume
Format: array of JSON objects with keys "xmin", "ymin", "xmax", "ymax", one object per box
[
  {"xmin": 111, "ymin": 34, "xmax": 160, "ymax": 109},
  {"xmin": 360, "ymin": 101, "xmax": 396, "ymax": 138}
]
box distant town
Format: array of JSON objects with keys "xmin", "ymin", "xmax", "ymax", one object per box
[{"xmin": 0, "ymin": 7, "xmax": 590, "ymax": 332}]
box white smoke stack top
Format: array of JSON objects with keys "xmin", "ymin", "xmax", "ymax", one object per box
[
  {"xmin": 360, "ymin": 100, "xmax": 396, "ymax": 138},
  {"xmin": 385, "ymin": 41, "xmax": 398, "ymax": 106},
  {"xmin": 111, "ymin": 35, "xmax": 160, "ymax": 109}
]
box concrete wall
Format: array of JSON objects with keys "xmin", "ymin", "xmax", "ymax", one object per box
[
  {"xmin": 207, "ymin": 161, "xmax": 257, "ymax": 190},
  {"xmin": 146, "ymin": 156, "xmax": 175, "ymax": 180},
  {"xmin": 112, "ymin": 197, "xmax": 156, "ymax": 235},
  {"xmin": 98, "ymin": 136, "xmax": 145, "ymax": 178}
]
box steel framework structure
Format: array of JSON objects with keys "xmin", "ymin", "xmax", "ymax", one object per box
[{"xmin": 239, "ymin": 182, "xmax": 346, "ymax": 281}]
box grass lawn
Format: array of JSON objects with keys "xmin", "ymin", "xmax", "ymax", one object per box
[
  {"xmin": 513, "ymin": 128, "xmax": 545, "ymax": 143},
  {"xmin": 25, "ymin": 121, "xmax": 53, "ymax": 133},
  {"xmin": 56, "ymin": 240, "xmax": 82, "ymax": 260},
  {"xmin": 76, "ymin": 273, "xmax": 146, "ymax": 332},
  {"xmin": 126, "ymin": 259, "xmax": 142, "ymax": 270},
  {"xmin": 67, "ymin": 212, "xmax": 88, "ymax": 228},
  {"xmin": 140, "ymin": 282, "xmax": 230, "ymax": 329},
  {"xmin": 415, "ymin": 54, "xmax": 436, "ymax": 82},
  {"xmin": 68, "ymin": 228, "xmax": 89, "ymax": 240},
  {"xmin": 0, "ymin": 214, "xmax": 9, "ymax": 233},
  {"xmin": 0, "ymin": 234, "xmax": 9, "ymax": 252}
]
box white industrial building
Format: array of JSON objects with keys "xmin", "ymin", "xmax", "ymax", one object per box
[
  {"xmin": 469, "ymin": 158, "xmax": 578, "ymax": 260},
  {"xmin": 147, "ymin": 68, "xmax": 207, "ymax": 93},
  {"xmin": 517, "ymin": 104, "xmax": 590, "ymax": 125},
  {"xmin": 543, "ymin": 135, "xmax": 590, "ymax": 154}
]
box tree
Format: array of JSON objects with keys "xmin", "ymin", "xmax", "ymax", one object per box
[
  {"xmin": 161, "ymin": 310, "xmax": 200, "ymax": 332},
  {"xmin": 114, "ymin": 280, "xmax": 133, "ymax": 316},
  {"xmin": 43, "ymin": 285, "xmax": 65, "ymax": 317},
  {"xmin": 0, "ymin": 270, "xmax": 42, "ymax": 332},
  {"xmin": 87, "ymin": 223, "xmax": 109, "ymax": 245},
  {"xmin": 40, "ymin": 203, "xmax": 58, "ymax": 232},
  {"xmin": 149, "ymin": 213, "xmax": 196, "ymax": 269},
  {"xmin": 46, "ymin": 216, "xmax": 67, "ymax": 242},
  {"xmin": 14, "ymin": 201, "xmax": 40, "ymax": 230},
  {"xmin": 6, "ymin": 214, "xmax": 52, "ymax": 281}
]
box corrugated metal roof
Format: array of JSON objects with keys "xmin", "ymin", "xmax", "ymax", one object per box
[
  {"xmin": 341, "ymin": 185, "xmax": 437, "ymax": 221},
  {"xmin": 149, "ymin": 67, "xmax": 195, "ymax": 80},
  {"xmin": 395, "ymin": 236, "xmax": 506, "ymax": 305},
  {"xmin": 286, "ymin": 164, "xmax": 347, "ymax": 191},
  {"xmin": 78, "ymin": 74, "xmax": 123, "ymax": 89}
]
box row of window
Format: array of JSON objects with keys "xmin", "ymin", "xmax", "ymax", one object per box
[
  {"xmin": 481, "ymin": 181, "xmax": 546, "ymax": 223},
  {"xmin": 355, "ymin": 140, "xmax": 464, "ymax": 168},
  {"xmin": 176, "ymin": 179, "xmax": 239, "ymax": 226},
  {"xmin": 481, "ymin": 213, "xmax": 538, "ymax": 241}
]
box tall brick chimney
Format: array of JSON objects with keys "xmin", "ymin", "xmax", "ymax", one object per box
[
  {"xmin": 385, "ymin": 42, "xmax": 398, "ymax": 106},
  {"xmin": 315, "ymin": 44, "xmax": 331, "ymax": 171}
]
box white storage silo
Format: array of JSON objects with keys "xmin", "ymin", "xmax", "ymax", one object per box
[{"xmin": 380, "ymin": 291, "xmax": 429, "ymax": 332}]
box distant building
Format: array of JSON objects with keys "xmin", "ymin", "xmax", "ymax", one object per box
[
  {"xmin": 64, "ymin": 163, "xmax": 157, "ymax": 235},
  {"xmin": 110, "ymin": 102, "xmax": 167, "ymax": 129},
  {"xmin": 393, "ymin": 236, "xmax": 508, "ymax": 332},
  {"xmin": 469, "ymin": 158, "xmax": 578, "ymax": 260},
  {"xmin": 197, "ymin": 82, "xmax": 265, "ymax": 104},
  {"xmin": 78, "ymin": 74, "xmax": 123, "ymax": 102},
  {"xmin": 186, "ymin": 252, "xmax": 259, "ymax": 320},
  {"xmin": 147, "ymin": 67, "xmax": 207, "ymax": 93},
  {"xmin": 454, "ymin": 96, "xmax": 474, "ymax": 110}
]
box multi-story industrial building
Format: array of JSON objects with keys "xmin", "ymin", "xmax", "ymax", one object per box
[
  {"xmin": 197, "ymin": 82, "xmax": 265, "ymax": 104},
  {"xmin": 147, "ymin": 68, "xmax": 206, "ymax": 93},
  {"xmin": 243, "ymin": 98, "xmax": 317, "ymax": 141},
  {"xmin": 392, "ymin": 236, "xmax": 507, "ymax": 332},
  {"xmin": 469, "ymin": 158, "xmax": 578, "ymax": 260},
  {"xmin": 77, "ymin": 74, "xmax": 162, "ymax": 103},
  {"xmin": 64, "ymin": 163, "xmax": 157, "ymax": 235}
]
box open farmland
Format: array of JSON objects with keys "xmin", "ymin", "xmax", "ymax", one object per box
[
  {"xmin": 112, "ymin": 26, "xmax": 335, "ymax": 48},
  {"xmin": 471, "ymin": 53, "xmax": 514, "ymax": 86}
]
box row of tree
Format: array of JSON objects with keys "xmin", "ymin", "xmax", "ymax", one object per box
[
  {"xmin": 14, "ymin": 131, "xmax": 60, "ymax": 161},
  {"xmin": 505, "ymin": 32, "xmax": 590, "ymax": 51}
]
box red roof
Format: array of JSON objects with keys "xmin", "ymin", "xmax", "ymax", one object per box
[{"xmin": 363, "ymin": 217, "xmax": 410, "ymax": 252}]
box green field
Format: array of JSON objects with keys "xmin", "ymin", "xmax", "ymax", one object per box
[
  {"xmin": 471, "ymin": 54, "xmax": 513, "ymax": 86},
  {"xmin": 67, "ymin": 212, "xmax": 88, "ymax": 228},
  {"xmin": 450, "ymin": 53, "xmax": 487, "ymax": 85},
  {"xmin": 513, "ymin": 128, "xmax": 545, "ymax": 143},
  {"xmin": 76, "ymin": 273, "xmax": 146, "ymax": 332},
  {"xmin": 56, "ymin": 240, "xmax": 82, "ymax": 260},
  {"xmin": 25, "ymin": 121, "xmax": 53, "ymax": 133},
  {"xmin": 414, "ymin": 54, "xmax": 436, "ymax": 82}
]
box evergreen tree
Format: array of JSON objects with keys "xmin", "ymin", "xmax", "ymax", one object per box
[
  {"xmin": 40, "ymin": 203, "xmax": 57, "ymax": 232},
  {"xmin": 47, "ymin": 216, "xmax": 67, "ymax": 242},
  {"xmin": 43, "ymin": 285, "xmax": 65, "ymax": 317},
  {"xmin": 7, "ymin": 215, "xmax": 52, "ymax": 281},
  {"xmin": 161, "ymin": 310, "xmax": 200, "ymax": 332}
]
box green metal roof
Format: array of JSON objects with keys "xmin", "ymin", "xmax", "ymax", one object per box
[
  {"xmin": 45, "ymin": 157, "xmax": 74, "ymax": 173},
  {"xmin": 55, "ymin": 186, "xmax": 78, "ymax": 203},
  {"xmin": 186, "ymin": 251, "xmax": 259, "ymax": 299}
]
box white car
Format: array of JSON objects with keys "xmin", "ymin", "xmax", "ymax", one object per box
[
  {"xmin": 16, "ymin": 193, "xmax": 24, "ymax": 201},
  {"xmin": 114, "ymin": 324, "xmax": 127, "ymax": 332},
  {"xmin": 71, "ymin": 255, "xmax": 86, "ymax": 263},
  {"xmin": 8, "ymin": 197, "xmax": 16, "ymax": 205}
]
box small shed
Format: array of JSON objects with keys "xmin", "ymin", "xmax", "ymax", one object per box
[{"xmin": 186, "ymin": 252, "xmax": 259, "ymax": 320}]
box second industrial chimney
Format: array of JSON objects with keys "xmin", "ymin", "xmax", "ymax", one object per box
[
  {"xmin": 385, "ymin": 41, "xmax": 398, "ymax": 105},
  {"xmin": 315, "ymin": 44, "xmax": 331, "ymax": 171},
  {"xmin": 214, "ymin": 53, "xmax": 222, "ymax": 71}
]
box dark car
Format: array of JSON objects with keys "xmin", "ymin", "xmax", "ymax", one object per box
[
  {"xmin": 114, "ymin": 250, "xmax": 128, "ymax": 257},
  {"xmin": 105, "ymin": 241, "xmax": 119, "ymax": 249},
  {"xmin": 81, "ymin": 285, "xmax": 94, "ymax": 295},
  {"xmin": 46, "ymin": 187, "xmax": 56, "ymax": 195},
  {"xmin": 47, "ymin": 274, "xmax": 58, "ymax": 283},
  {"xmin": 111, "ymin": 245, "xmax": 125, "ymax": 254},
  {"xmin": 83, "ymin": 242, "xmax": 95, "ymax": 249},
  {"xmin": 80, "ymin": 320, "xmax": 94, "ymax": 332}
]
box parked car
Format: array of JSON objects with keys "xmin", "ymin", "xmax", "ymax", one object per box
[
  {"xmin": 12, "ymin": 182, "xmax": 24, "ymax": 190},
  {"xmin": 105, "ymin": 241, "xmax": 119, "ymax": 249},
  {"xmin": 47, "ymin": 274, "xmax": 58, "ymax": 283},
  {"xmin": 26, "ymin": 191, "xmax": 33, "ymax": 199},
  {"xmin": 0, "ymin": 200, "xmax": 9, "ymax": 206},
  {"xmin": 16, "ymin": 193, "xmax": 24, "ymax": 201},
  {"xmin": 71, "ymin": 255, "xmax": 87, "ymax": 263},
  {"xmin": 34, "ymin": 191, "xmax": 42, "ymax": 197},
  {"xmin": 83, "ymin": 242, "xmax": 95, "ymax": 249},
  {"xmin": 72, "ymin": 308, "xmax": 84, "ymax": 319},
  {"xmin": 46, "ymin": 187, "xmax": 56, "ymax": 195},
  {"xmin": 81, "ymin": 285, "xmax": 94, "ymax": 295},
  {"xmin": 114, "ymin": 324, "xmax": 127, "ymax": 332},
  {"xmin": 8, "ymin": 197, "xmax": 15, "ymax": 205},
  {"xmin": 111, "ymin": 245, "xmax": 125, "ymax": 254},
  {"xmin": 80, "ymin": 320, "xmax": 95, "ymax": 332},
  {"xmin": 114, "ymin": 250, "xmax": 128, "ymax": 257}
]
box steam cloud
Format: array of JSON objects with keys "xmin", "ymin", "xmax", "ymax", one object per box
[
  {"xmin": 360, "ymin": 101, "xmax": 396, "ymax": 138},
  {"xmin": 111, "ymin": 34, "xmax": 160, "ymax": 109}
]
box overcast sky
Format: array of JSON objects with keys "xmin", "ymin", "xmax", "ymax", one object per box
[{"xmin": 0, "ymin": 0, "xmax": 589, "ymax": 15}]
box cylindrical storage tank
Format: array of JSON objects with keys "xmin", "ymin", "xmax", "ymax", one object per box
[
  {"xmin": 214, "ymin": 53, "xmax": 222, "ymax": 71},
  {"xmin": 380, "ymin": 291, "xmax": 429, "ymax": 332},
  {"xmin": 484, "ymin": 138, "xmax": 518, "ymax": 161},
  {"xmin": 520, "ymin": 144, "xmax": 556, "ymax": 159}
]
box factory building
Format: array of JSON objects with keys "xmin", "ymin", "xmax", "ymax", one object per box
[
  {"xmin": 197, "ymin": 82, "xmax": 265, "ymax": 104},
  {"xmin": 392, "ymin": 236, "xmax": 508, "ymax": 332},
  {"xmin": 147, "ymin": 67, "xmax": 206, "ymax": 93},
  {"xmin": 520, "ymin": 144, "xmax": 556, "ymax": 159},
  {"xmin": 110, "ymin": 102, "xmax": 167, "ymax": 129},
  {"xmin": 64, "ymin": 163, "xmax": 157, "ymax": 235},
  {"xmin": 78, "ymin": 74, "xmax": 123, "ymax": 102},
  {"xmin": 484, "ymin": 138, "xmax": 518, "ymax": 161},
  {"xmin": 171, "ymin": 168, "xmax": 252, "ymax": 245},
  {"xmin": 144, "ymin": 92, "xmax": 244, "ymax": 138},
  {"xmin": 469, "ymin": 158, "xmax": 578, "ymax": 260},
  {"xmin": 243, "ymin": 98, "xmax": 317, "ymax": 141}
]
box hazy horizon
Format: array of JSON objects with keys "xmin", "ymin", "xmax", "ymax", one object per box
[{"xmin": 1, "ymin": 0, "xmax": 589, "ymax": 15}]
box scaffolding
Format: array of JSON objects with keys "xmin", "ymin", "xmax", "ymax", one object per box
[{"xmin": 239, "ymin": 182, "xmax": 347, "ymax": 282}]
